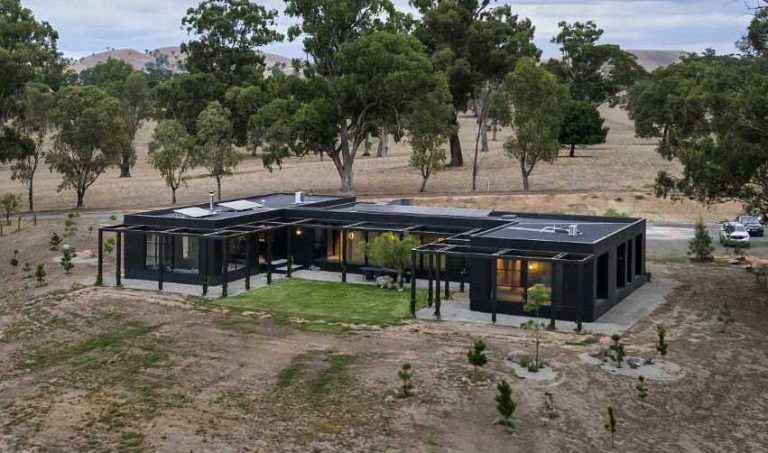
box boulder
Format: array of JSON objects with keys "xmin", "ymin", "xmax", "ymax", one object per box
[
  {"xmin": 79, "ymin": 249, "xmax": 94, "ymax": 259},
  {"xmin": 627, "ymin": 357, "xmax": 644, "ymax": 369},
  {"xmin": 376, "ymin": 276, "xmax": 394, "ymax": 288}
]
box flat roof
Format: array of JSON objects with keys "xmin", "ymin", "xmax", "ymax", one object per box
[
  {"xmin": 331, "ymin": 202, "xmax": 493, "ymax": 219},
  {"xmin": 478, "ymin": 217, "xmax": 640, "ymax": 244}
]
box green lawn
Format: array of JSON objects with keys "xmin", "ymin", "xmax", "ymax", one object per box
[{"xmin": 215, "ymin": 278, "xmax": 428, "ymax": 327}]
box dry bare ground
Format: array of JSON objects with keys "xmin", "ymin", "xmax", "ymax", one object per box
[
  {"xmin": 0, "ymin": 106, "xmax": 742, "ymax": 222},
  {"xmin": 1, "ymin": 217, "xmax": 767, "ymax": 452}
]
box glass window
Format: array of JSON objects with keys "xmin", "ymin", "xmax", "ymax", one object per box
[
  {"xmin": 346, "ymin": 230, "xmax": 365, "ymax": 265},
  {"xmin": 326, "ymin": 230, "xmax": 341, "ymax": 262},
  {"xmin": 227, "ymin": 237, "xmax": 247, "ymax": 271},
  {"xmin": 145, "ymin": 234, "xmax": 159, "ymax": 270},
  {"xmin": 496, "ymin": 259, "xmax": 525, "ymax": 303},
  {"xmin": 173, "ymin": 236, "xmax": 199, "ymax": 272},
  {"xmin": 526, "ymin": 261, "xmax": 552, "ymax": 306}
]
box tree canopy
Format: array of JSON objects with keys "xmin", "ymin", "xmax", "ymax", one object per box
[
  {"xmin": 504, "ymin": 57, "xmax": 569, "ymax": 191},
  {"xmin": 194, "ymin": 101, "xmax": 241, "ymax": 200},
  {"xmin": 0, "ymin": 0, "xmax": 61, "ymax": 162},
  {"xmin": 47, "ymin": 86, "xmax": 129, "ymax": 208},
  {"xmin": 149, "ymin": 120, "xmax": 196, "ymax": 204},
  {"xmin": 558, "ymin": 100, "xmax": 608, "ymax": 157}
]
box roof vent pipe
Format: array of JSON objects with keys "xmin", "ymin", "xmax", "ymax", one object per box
[
  {"xmin": 568, "ymin": 224, "xmax": 579, "ymax": 236},
  {"xmin": 209, "ymin": 191, "xmax": 215, "ymax": 214},
  {"xmin": 295, "ymin": 191, "xmax": 305, "ymax": 204}
]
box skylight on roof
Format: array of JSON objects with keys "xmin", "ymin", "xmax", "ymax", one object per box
[
  {"xmin": 218, "ymin": 200, "xmax": 264, "ymax": 211},
  {"xmin": 174, "ymin": 207, "xmax": 214, "ymax": 218}
]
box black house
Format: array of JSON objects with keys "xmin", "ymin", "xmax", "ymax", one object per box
[{"xmin": 98, "ymin": 192, "xmax": 648, "ymax": 322}]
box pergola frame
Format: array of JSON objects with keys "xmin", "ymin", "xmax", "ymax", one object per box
[
  {"xmin": 97, "ymin": 217, "xmax": 477, "ymax": 297},
  {"xmin": 410, "ymin": 234, "xmax": 594, "ymax": 325}
]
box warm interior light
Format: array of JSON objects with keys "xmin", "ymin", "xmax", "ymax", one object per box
[
  {"xmin": 348, "ymin": 232, "xmax": 355, "ymax": 240},
  {"xmin": 295, "ymin": 229, "xmax": 304, "ymax": 236}
]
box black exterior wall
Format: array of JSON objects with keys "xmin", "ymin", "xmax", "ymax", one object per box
[{"xmin": 113, "ymin": 192, "xmax": 648, "ymax": 322}]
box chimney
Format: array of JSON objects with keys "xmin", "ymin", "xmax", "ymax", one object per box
[
  {"xmin": 209, "ymin": 191, "xmax": 215, "ymax": 214},
  {"xmin": 295, "ymin": 191, "xmax": 305, "ymax": 204}
]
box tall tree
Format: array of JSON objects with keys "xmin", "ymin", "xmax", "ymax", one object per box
[
  {"xmin": 47, "ymin": 86, "xmax": 129, "ymax": 208},
  {"xmin": 405, "ymin": 77, "xmax": 455, "ymax": 192},
  {"xmin": 263, "ymin": 4, "xmax": 444, "ymax": 192},
  {"xmin": 181, "ymin": 0, "xmax": 283, "ymax": 86},
  {"xmin": 148, "ymin": 120, "xmax": 195, "ymax": 204},
  {"xmin": 194, "ymin": 101, "xmax": 241, "ymax": 200},
  {"xmin": 630, "ymin": 50, "xmax": 768, "ymax": 214},
  {"xmin": 79, "ymin": 59, "xmax": 151, "ymax": 177},
  {"xmin": 504, "ymin": 57, "xmax": 568, "ymax": 191},
  {"xmin": 0, "ymin": 0, "xmax": 60, "ymax": 162},
  {"xmin": 412, "ymin": 1, "xmax": 539, "ymax": 168},
  {"xmin": 546, "ymin": 21, "xmax": 645, "ymax": 106},
  {"xmin": 558, "ymin": 100, "xmax": 609, "ymax": 157},
  {"xmin": 10, "ymin": 83, "xmax": 56, "ymax": 211}
]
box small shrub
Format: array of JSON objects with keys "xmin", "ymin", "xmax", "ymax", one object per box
[
  {"xmin": 10, "ymin": 250, "xmax": 19, "ymax": 268},
  {"xmin": 526, "ymin": 361, "xmax": 540, "ymax": 373},
  {"xmin": 35, "ymin": 263, "xmax": 46, "ymax": 286},
  {"xmin": 634, "ymin": 194, "xmax": 645, "ymax": 200},
  {"xmin": 604, "ymin": 407, "xmax": 618, "ymax": 447},
  {"xmin": 397, "ymin": 363, "xmax": 413, "ymax": 397},
  {"xmin": 636, "ymin": 376, "xmax": 648, "ymax": 407},
  {"xmin": 49, "ymin": 232, "xmax": 63, "ymax": 251},
  {"xmin": 609, "ymin": 334, "xmax": 626, "ymax": 368},
  {"xmin": 688, "ymin": 216, "xmax": 715, "ymax": 262},
  {"xmin": 0, "ymin": 193, "xmax": 20, "ymax": 226},
  {"xmin": 656, "ymin": 324, "xmax": 668, "ymax": 358},
  {"xmin": 467, "ymin": 339, "xmax": 488, "ymax": 375},
  {"xmin": 103, "ymin": 237, "xmax": 116, "ymax": 256},
  {"xmin": 603, "ymin": 208, "xmax": 629, "ymax": 218},
  {"xmin": 110, "ymin": 214, "xmax": 118, "ymax": 221},
  {"xmin": 61, "ymin": 247, "xmax": 74, "ymax": 274},
  {"xmin": 64, "ymin": 212, "xmax": 79, "ymax": 237},
  {"xmin": 717, "ymin": 302, "xmax": 734, "ymax": 333},
  {"xmin": 495, "ymin": 380, "xmax": 516, "ymax": 430}
]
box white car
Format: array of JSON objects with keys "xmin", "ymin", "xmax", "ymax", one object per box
[{"xmin": 720, "ymin": 222, "xmax": 750, "ymax": 246}]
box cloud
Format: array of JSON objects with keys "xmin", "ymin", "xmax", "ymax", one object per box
[{"xmin": 21, "ymin": 0, "xmax": 756, "ymax": 59}]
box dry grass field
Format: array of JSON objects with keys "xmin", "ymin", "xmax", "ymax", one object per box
[
  {"xmin": 1, "ymin": 217, "xmax": 767, "ymax": 451},
  {"xmin": 0, "ymin": 106, "xmax": 742, "ymax": 222}
]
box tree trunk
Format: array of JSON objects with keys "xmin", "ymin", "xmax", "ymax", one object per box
[
  {"xmin": 419, "ymin": 175, "xmax": 428, "ymax": 193},
  {"xmin": 569, "ymin": 142, "xmax": 576, "ymax": 158},
  {"xmin": 471, "ymin": 115, "xmax": 483, "ymax": 192},
  {"xmin": 27, "ymin": 180, "xmax": 34, "ymax": 212},
  {"xmin": 216, "ymin": 176, "xmax": 222, "ymax": 201},
  {"xmin": 481, "ymin": 123, "xmax": 489, "ymax": 153},
  {"xmin": 76, "ymin": 189, "xmax": 85, "ymax": 208},
  {"xmin": 522, "ymin": 171, "xmax": 530, "ymax": 192},
  {"xmin": 362, "ymin": 135, "xmax": 371, "ymax": 157},
  {"xmin": 119, "ymin": 155, "xmax": 131, "ymax": 178},
  {"xmin": 171, "ymin": 188, "xmax": 177, "ymax": 204},
  {"xmin": 492, "ymin": 120, "xmax": 498, "ymax": 141},
  {"xmin": 377, "ymin": 126, "xmax": 389, "ymax": 158},
  {"xmin": 340, "ymin": 167, "xmax": 353, "ymax": 192},
  {"xmin": 449, "ymin": 111, "xmax": 463, "ymax": 167}
]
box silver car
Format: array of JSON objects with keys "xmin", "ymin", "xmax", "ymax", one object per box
[{"xmin": 720, "ymin": 222, "xmax": 750, "ymax": 246}]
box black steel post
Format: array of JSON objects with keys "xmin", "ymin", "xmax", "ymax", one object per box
[
  {"xmin": 410, "ymin": 250, "xmax": 417, "ymax": 318},
  {"xmin": 245, "ymin": 234, "xmax": 251, "ymax": 291},
  {"xmin": 158, "ymin": 235, "xmax": 164, "ymax": 291},
  {"xmin": 434, "ymin": 254, "xmax": 441, "ymax": 318},
  {"xmin": 115, "ymin": 231, "xmax": 122, "ymax": 286},
  {"xmin": 221, "ymin": 238, "xmax": 228, "ymax": 298},
  {"xmin": 427, "ymin": 252, "xmax": 433, "ymax": 307},
  {"xmin": 444, "ymin": 256, "xmax": 450, "ymax": 300},
  {"xmin": 490, "ymin": 258, "xmax": 497, "ymax": 324},
  {"xmin": 341, "ymin": 230, "xmax": 347, "ymax": 283},
  {"xmin": 266, "ymin": 232, "xmax": 272, "ymax": 285},
  {"xmin": 286, "ymin": 227, "xmax": 292, "ymax": 278},
  {"xmin": 96, "ymin": 228, "xmax": 103, "ymax": 286},
  {"xmin": 202, "ymin": 239, "xmax": 208, "ymax": 296}
]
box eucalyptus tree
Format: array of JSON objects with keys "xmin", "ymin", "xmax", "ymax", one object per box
[
  {"xmin": 10, "ymin": 83, "xmax": 56, "ymax": 211},
  {"xmin": 78, "ymin": 59, "xmax": 151, "ymax": 177},
  {"xmin": 47, "ymin": 86, "xmax": 129, "ymax": 208},
  {"xmin": 411, "ymin": 1, "xmax": 539, "ymax": 168},
  {"xmin": 260, "ymin": 0, "xmax": 445, "ymax": 192},
  {"xmin": 0, "ymin": 0, "xmax": 61, "ymax": 162},
  {"xmin": 504, "ymin": 57, "xmax": 569, "ymax": 191},
  {"xmin": 148, "ymin": 120, "xmax": 196, "ymax": 204},
  {"xmin": 194, "ymin": 101, "xmax": 241, "ymax": 200}
]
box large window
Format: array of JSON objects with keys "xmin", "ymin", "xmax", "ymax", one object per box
[
  {"xmin": 227, "ymin": 237, "xmax": 247, "ymax": 271},
  {"xmin": 326, "ymin": 230, "xmax": 341, "ymax": 262},
  {"xmin": 346, "ymin": 230, "xmax": 365, "ymax": 265},
  {"xmin": 496, "ymin": 259, "xmax": 552, "ymax": 305},
  {"xmin": 145, "ymin": 234, "xmax": 159, "ymax": 270},
  {"xmin": 172, "ymin": 236, "xmax": 199, "ymax": 272}
]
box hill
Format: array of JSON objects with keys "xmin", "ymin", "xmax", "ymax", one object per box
[
  {"xmin": 68, "ymin": 46, "xmax": 295, "ymax": 74},
  {"xmin": 627, "ymin": 49, "xmax": 689, "ymax": 71}
]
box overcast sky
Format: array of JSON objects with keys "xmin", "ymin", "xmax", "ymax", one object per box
[{"xmin": 23, "ymin": 0, "xmax": 758, "ymax": 60}]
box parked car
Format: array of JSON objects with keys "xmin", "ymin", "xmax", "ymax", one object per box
[
  {"xmin": 735, "ymin": 216, "xmax": 764, "ymax": 236},
  {"xmin": 720, "ymin": 222, "xmax": 751, "ymax": 246}
]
